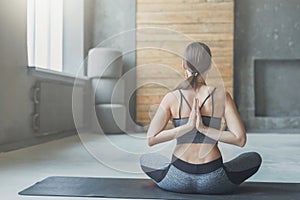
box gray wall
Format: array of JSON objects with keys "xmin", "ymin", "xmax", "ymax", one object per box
[
  {"xmin": 63, "ymin": 0, "xmax": 84, "ymax": 75},
  {"xmin": 0, "ymin": 0, "xmax": 35, "ymax": 148},
  {"xmin": 84, "ymin": 0, "xmax": 95, "ymax": 73},
  {"xmin": 0, "ymin": 0, "xmax": 78, "ymax": 151},
  {"xmin": 0, "ymin": 0, "xmax": 136, "ymax": 151},
  {"xmin": 234, "ymin": 0, "xmax": 300, "ymax": 132},
  {"xmin": 91, "ymin": 0, "xmax": 137, "ymax": 129}
]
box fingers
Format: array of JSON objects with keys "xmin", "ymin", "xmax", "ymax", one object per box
[
  {"xmin": 195, "ymin": 98, "xmax": 203, "ymax": 129},
  {"xmin": 190, "ymin": 98, "xmax": 198, "ymax": 124},
  {"xmin": 195, "ymin": 98, "xmax": 199, "ymax": 121},
  {"xmin": 196, "ymin": 98, "xmax": 201, "ymax": 117},
  {"xmin": 192, "ymin": 97, "xmax": 198, "ymax": 111},
  {"xmin": 191, "ymin": 97, "xmax": 196, "ymax": 111},
  {"xmin": 196, "ymin": 101, "xmax": 200, "ymax": 124}
]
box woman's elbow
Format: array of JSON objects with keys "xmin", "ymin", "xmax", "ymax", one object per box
[
  {"xmin": 147, "ymin": 136, "xmax": 155, "ymax": 147},
  {"xmin": 237, "ymin": 134, "xmax": 247, "ymax": 147}
]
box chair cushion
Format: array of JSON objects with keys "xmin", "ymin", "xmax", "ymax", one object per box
[{"xmin": 92, "ymin": 78, "xmax": 125, "ymax": 104}]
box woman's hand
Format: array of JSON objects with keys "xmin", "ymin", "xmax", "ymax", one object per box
[
  {"xmin": 196, "ymin": 102, "xmax": 208, "ymax": 134},
  {"xmin": 186, "ymin": 98, "xmax": 198, "ymax": 129}
]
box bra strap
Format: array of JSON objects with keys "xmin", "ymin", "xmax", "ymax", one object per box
[
  {"xmin": 178, "ymin": 90, "xmax": 183, "ymax": 119},
  {"xmin": 178, "ymin": 89, "xmax": 192, "ymax": 118},
  {"xmin": 211, "ymin": 88, "xmax": 216, "ymax": 116},
  {"xmin": 199, "ymin": 88, "xmax": 217, "ymax": 112},
  {"xmin": 179, "ymin": 90, "xmax": 192, "ymax": 110}
]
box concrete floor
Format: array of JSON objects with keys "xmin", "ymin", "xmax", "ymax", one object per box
[{"xmin": 0, "ymin": 133, "xmax": 299, "ymax": 200}]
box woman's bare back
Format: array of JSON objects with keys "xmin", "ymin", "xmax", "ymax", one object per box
[{"xmin": 170, "ymin": 86, "xmax": 226, "ymax": 164}]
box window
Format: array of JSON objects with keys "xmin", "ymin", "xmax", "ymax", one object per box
[{"xmin": 27, "ymin": 0, "xmax": 63, "ymax": 72}]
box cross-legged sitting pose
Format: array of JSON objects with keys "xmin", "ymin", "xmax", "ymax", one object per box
[{"xmin": 140, "ymin": 42, "xmax": 262, "ymax": 194}]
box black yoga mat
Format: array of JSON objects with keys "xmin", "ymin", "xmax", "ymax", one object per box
[{"xmin": 19, "ymin": 176, "xmax": 300, "ymax": 200}]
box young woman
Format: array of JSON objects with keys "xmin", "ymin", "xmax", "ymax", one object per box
[{"xmin": 140, "ymin": 42, "xmax": 262, "ymax": 194}]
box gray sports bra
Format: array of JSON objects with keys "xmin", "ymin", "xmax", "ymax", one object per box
[{"xmin": 173, "ymin": 88, "xmax": 221, "ymax": 145}]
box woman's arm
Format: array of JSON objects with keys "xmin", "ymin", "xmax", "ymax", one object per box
[
  {"xmin": 147, "ymin": 93, "xmax": 197, "ymax": 147},
  {"xmin": 196, "ymin": 92, "xmax": 246, "ymax": 147}
]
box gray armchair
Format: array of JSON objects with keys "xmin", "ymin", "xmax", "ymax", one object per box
[{"xmin": 88, "ymin": 48, "xmax": 126, "ymax": 134}]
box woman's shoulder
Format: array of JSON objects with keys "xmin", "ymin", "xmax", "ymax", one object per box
[
  {"xmin": 203, "ymin": 86, "xmax": 228, "ymax": 99},
  {"xmin": 160, "ymin": 90, "xmax": 180, "ymax": 105},
  {"xmin": 201, "ymin": 85, "xmax": 220, "ymax": 93}
]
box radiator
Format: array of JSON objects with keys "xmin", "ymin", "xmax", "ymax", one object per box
[{"xmin": 32, "ymin": 81, "xmax": 82, "ymax": 136}]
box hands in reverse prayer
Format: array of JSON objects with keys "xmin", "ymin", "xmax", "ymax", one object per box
[{"xmin": 187, "ymin": 98, "xmax": 208, "ymax": 134}]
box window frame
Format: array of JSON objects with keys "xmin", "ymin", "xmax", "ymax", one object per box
[{"xmin": 27, "ymin": 0, "xmax": 86, "ymax": 81}]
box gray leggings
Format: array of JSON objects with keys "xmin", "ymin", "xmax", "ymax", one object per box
[{"xmin": 140, "ymin": 152, "xmax": 262, "ymax": 194}]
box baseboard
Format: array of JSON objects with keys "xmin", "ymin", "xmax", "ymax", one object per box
[{"xmin": 0, "ymin": 131, "xmax": 76, "ymax": 152}]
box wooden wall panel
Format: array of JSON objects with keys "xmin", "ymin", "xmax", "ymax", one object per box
[{"xmin": 136, "ymin": 0, "xmax": 234, "ymax": 126}]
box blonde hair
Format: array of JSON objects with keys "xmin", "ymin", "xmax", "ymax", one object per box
[{"xmin": 175, "ymin": 42, "xmax": 212, "ymax": 90}]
